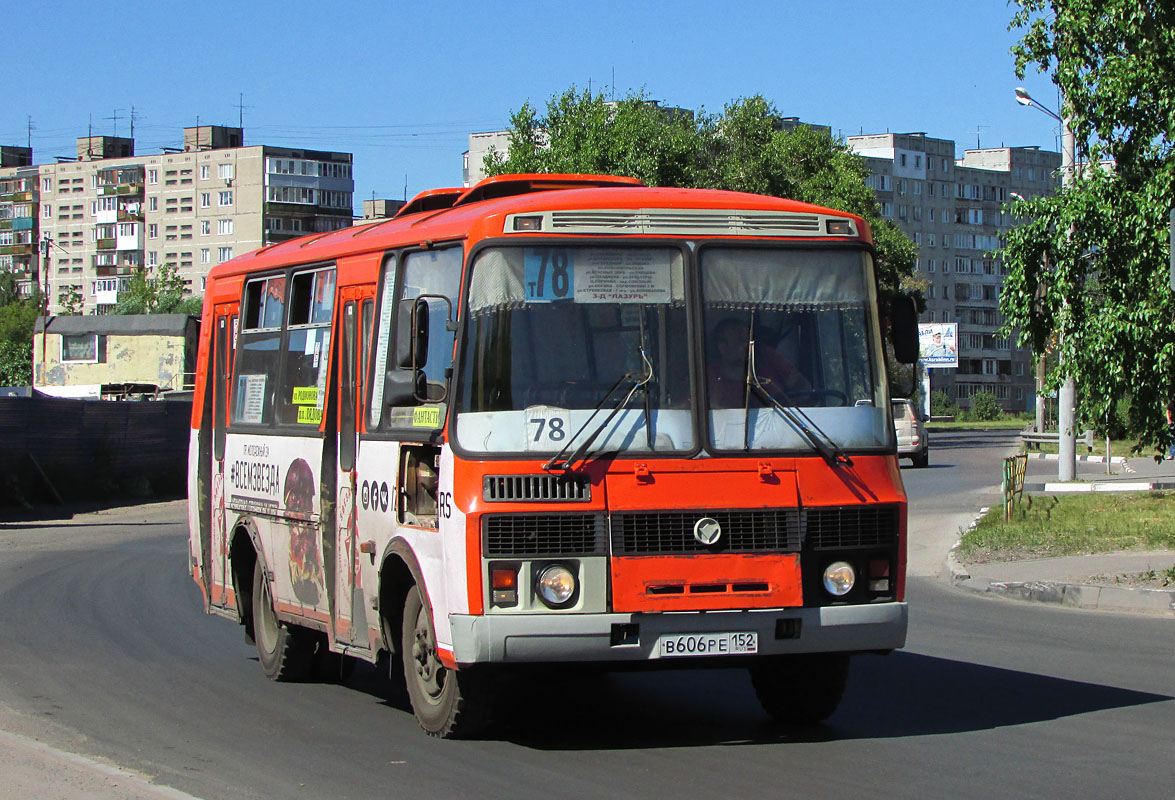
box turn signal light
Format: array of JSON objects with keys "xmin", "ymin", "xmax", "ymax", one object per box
[{"xmin": 491, "ymin": 565, "xmax": 519, "ymax": 607}]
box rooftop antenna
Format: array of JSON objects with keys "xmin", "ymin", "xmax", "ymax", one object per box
[
  {"xmin": 27, "ymin": 115, "xmax": 34, "ymax": 149},
  {"xmin": 403, "ymin": 174, "xmax": 408, "ymax": 201},
  {"xmin": 971, "ymin": 124, "xmax": 989, "ymax": 149},
  {"xmin": 106, "ymin": 108, "xmax": 124, "ymax": 138},
  {"xmin": 129, "ymin": 106, "xmax": 139, "ymax": 139}
]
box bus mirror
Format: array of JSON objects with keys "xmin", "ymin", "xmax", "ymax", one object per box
[
  {"xmin": 396, "ymin": 298, "xmax": 429, "ymax": 370},
  {"xmin": 384, "ymin": 369, "xmax": 426, "ymax": 408},
  {"xmin": 889, "ymin": 295, "xmax": 919, "ymax": 365}
]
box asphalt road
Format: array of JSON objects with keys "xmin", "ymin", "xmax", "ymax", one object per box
[{"xmin": 0, "ymin": 430, "xmax": 1172, "ymax": 798}]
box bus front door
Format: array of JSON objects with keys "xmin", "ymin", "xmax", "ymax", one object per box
[
  {"xmin": 210, "ymin": 308, "xmax": 235, "ymax": 611},
  {"xmin": 334, "ymin": 295, "xmax": 372, "ymax": 650}
]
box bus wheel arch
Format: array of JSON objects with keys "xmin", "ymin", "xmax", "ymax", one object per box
[
  {"xmin": 376, "ymin": 540, "xmax": 422, "ymax": 660},
  {"xmin": 228, "ymin": 520, "xmax": 260, "ymax": 642}
]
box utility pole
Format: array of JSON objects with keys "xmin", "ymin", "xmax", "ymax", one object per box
[
  {"xmin": 1016, "ymin": 86, "xmax": 1078, "ymax": 481},
  {"xmin": 1056, "ymin": 111, "xmax": 1077, "ymax": 481}
]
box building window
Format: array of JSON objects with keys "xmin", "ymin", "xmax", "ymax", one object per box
[
  {"xmin": 200, "ymin": 165, "xmax": 209, "ymax": 180},
  {"xmin": 42, "ymin": 204, "xmax": 52, "ymax": 219},
  {"xmin": 200, "ymin": 192, "xmax": 211, "ymax": 208},
  {"xmin": 218, "ymin": 163, "xmax": 234, "ymax": 180},
  {"xmin": 148, "ymin": 169, "xmax": 158, "ymax": 184},
  {"xmin": 218, "ymin": 246, "xmax": 233, "ymax": 262},
  {"xmin": 200, "ymin": 248, "xmax": 211, "ymax": 264},
  {"xmin": 61, "ymin": 334, "xmax": 99, "ymax": 363},
  {"xmin": 149, "ymin": 197, "xmax": 158, "ymax": 211},
  {"xmin": 148, "ymin": 251, "xmax": 158, "ymax": 266},
  {"xmin": 201, "ymin": 220, "xmax": 211, "ymax": 235},
  {"xmin": 218, "ymin": 218, "xmax": 234, "ymax": 235},
  {"xmin": 148, "ymin": 224, "xmax": 158, "ymax": 239},
  {"xmin": 219, "ymin": 190, "xmax": 233, "ymax": 206}
]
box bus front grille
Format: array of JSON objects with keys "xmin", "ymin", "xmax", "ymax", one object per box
[
  {"xmin": 483, "ymin": 513, "xmax": 607, "ymax": 557},
  {"xmin": 610, "ymin": 510, "xmax": 802, "ymax": 555},
  {"xmin": 483, "ymin": 474, "xmax": 591, "ymax": 502},
  {"xmin": 804, "ymin": 505, "xmax": 900, "ymax": 549}
]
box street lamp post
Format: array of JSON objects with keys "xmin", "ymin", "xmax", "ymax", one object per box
[{"xmin": 1015, "ymin": 87, "xmax": 1078, "ymax": 482}]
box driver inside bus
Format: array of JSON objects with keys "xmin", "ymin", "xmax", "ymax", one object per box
[{"xmin": 708, "ymin": 317, "xmax": 810, "ymax": 408}]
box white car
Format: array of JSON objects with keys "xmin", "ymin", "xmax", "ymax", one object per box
[{"xmin": 892, "ymin": 398, "xmax": 928, "ymax": 468}]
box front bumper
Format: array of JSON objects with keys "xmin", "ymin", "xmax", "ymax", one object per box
[{"xmin": 449, "ymin": 602, "xmax": 907, "ymax": 665}]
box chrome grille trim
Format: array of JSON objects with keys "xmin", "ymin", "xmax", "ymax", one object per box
[{"xmin": 483, "ymin": 474, "xmax": 591, "ymax": 503}]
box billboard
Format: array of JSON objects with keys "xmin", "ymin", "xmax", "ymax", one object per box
[{"xmin": 919, "ymin": 322, "xmax": 958, "ymax": 367}]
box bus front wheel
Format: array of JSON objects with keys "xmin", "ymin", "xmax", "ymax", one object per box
[
  {"xmin": 252, "ymin": 560, "xmax": 313, "ymax": 681},
  {"xmin": 401, "ymin": 584, "xmax": 489, "ymax": 738},
  {"xmin": 749, "ymin": 653, "xmax": 850, "ymax": 725}
]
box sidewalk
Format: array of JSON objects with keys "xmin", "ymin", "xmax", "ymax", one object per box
[
  {"xmin": 0, "ymin": 715, "xmax": 197, "ymax": 800},
  {"xmin": 950, "ymin": 451, "xmax": 1175, "ymax": 616}
]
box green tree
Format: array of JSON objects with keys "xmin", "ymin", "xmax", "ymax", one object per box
[
  {"xmin": 1002, "ymin": 1, "xmax": 1175, "ymax": 453},
  {"xmin": 484, "ymin": 89, "xmax": 919, "ymax": 303},
  {"xmin": 967, "ymin": 390, "xmax": 1003, "ymax": 422},
  {"xmin": 0, "ymin": 273, "xmax": 40, "ymax": 386},
  {"xmin": 57, "ymin": 286, "xmax": 83, "ymax": 315},
  {"xmin": 113, "ymin": 263, "xmax": 203, "ymax": 316}
]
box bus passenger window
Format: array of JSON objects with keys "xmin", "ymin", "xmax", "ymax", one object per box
[
  {"xmin": 231, "ymin": 275, "xmax": 286, "ymax": 426},
  {"xmin": 278, "ymin": 267, "xmax": 336, "ymax": 427}
]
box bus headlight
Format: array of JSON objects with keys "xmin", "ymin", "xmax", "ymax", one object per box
[
  {"xmin": 535, "ymin": 564, "xmax": 577, "ymax": 608},
  {"xmin": 822, "ymin": 561, "xmax": 856, "ymax": 597}
]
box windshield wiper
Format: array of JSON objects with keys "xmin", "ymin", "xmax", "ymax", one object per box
[
  {"xmin": 739, "ymin": 320, "xmax": 851, "ymax": 467},
  {"xmin": 542, "ymin": 359, "xmax": 653, "ymax": 473}
]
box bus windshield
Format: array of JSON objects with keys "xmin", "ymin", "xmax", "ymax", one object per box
[
  {"xmin": 701, "ymin": 246, "xmax": 889, "ymax": 452},
  {"xmin": 453, "ymin": 243, "xmax": 890, "ymax": 458},
  {"xmin": 455, "ymin": 245, "xmax": 693, "ymax": 456}
]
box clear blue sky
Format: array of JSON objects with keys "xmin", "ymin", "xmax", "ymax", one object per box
[{"xmin": 4, "ymin": 1, "xmax": 1060, "ymax": 212}]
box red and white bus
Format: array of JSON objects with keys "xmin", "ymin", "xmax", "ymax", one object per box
[{"xmin": 188, "ymin": 174, "xmax": 918, "ymax": 737}]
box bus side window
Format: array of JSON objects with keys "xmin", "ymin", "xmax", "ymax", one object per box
[
  {"xmin": 277, "ymin": 266, "xmax": 336, "ymax": 428},
  {"xmin": 231, "ymin": 276, "xmax": 285, "ymax": 426},
  {"xmin": 374, "ymin": 247, "xmax": 462, "ymax": 433}
]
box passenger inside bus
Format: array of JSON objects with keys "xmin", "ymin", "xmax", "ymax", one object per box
[{"xmin": 707, "ymin": 316, "xmax": 810, "ymax": 408}]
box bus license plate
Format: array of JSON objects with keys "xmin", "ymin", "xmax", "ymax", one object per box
[{"xmin": 657, "ymin": 632, "xmax": 758, "ymax": 658}]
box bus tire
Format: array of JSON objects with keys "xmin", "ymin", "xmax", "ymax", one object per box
[
  {"xmin": 252, "ymin": 560, "xmax": 313, "ymax": 682},
  {"xmin": 749, "ymin": 653, "xmax": 850, "ymax": 725},
  {"xmin": 401, "ymin": 583, "xmax": 489, "ymax": 738}
]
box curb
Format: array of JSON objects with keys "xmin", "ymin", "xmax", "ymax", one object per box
[
  {"xmin": 1023, "ymin": 452, "xmax": 1128, "ymax": 466},
  {"xmin": 944, "ymin": 507, "xmax": 1175, "ymax": 616},
  {"xmin": 1023, "ymin": 480, "xmax": 1175, "ymax": 493},
  {"xmin": 954, "ymin": 577, "xmax": 1175, "ymax": 615}
]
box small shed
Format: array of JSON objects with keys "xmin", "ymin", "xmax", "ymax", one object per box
[{"xmin": 33, "ymin": 314, "xmax": 199, "ymax": 398}]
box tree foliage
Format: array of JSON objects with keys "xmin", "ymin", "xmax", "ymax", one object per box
[
  {"xmin": 1002, "ymin": 1, "xmax": 1175, "ymax": 452},
  {"xmin": 0, "ymin": 272, "xmax": 40, "ymax": 386},
  {"xmin": 484, "ymin": 89, "xmax": 919, "ymax": 303},
  {"xmin": 113, "ymin": 263, "xmax": 203, "ymax": 316}
]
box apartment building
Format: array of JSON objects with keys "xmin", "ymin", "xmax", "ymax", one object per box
[
  {"xmin": 0, "ymin": 145, "xmax": 39, "ymax": 298},
  {"xmin": 847, "ymin": 132, "xmax": 1061, "ymax": 412},
  {"xmin": 1, "ymin": 125, "xmax": 354, "ymax": 314}
]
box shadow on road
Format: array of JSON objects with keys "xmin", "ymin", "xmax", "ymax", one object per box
[{"xmin": 481, "ymin": 652, "xmax": 1169, "ymax": 749}]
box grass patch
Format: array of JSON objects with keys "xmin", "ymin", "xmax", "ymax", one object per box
[
  {"xmin": 958, "ymin": 491, "xmax": 1175, "ymax": 563},
  {"xmin": 1023, "ymin": 438, "xmax": 1164, "ymax": 460},
  {"xmin": 926, "ymin": 418, "xmax": 1029, "ymax": 431}
]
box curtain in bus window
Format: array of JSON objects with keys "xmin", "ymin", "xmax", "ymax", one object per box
[
  {"xmin": 233, "ymin": 276, "xmax": 288, "ymax": 426},
  {"xmin": 699, "ymin": 248, "xmax": 888, "ymax": 451}
]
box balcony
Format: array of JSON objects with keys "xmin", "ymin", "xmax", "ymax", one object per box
[
  {"xmin": 117, "ymin": 208, "xmax": 144, "ymax": 223},
  {"xmin": 11, "ymin": 217, "xmax": 35, "ymax": 231},
  {"xmin": 96, "ymin": 237, "xmax": 117, "ymax": 251}
]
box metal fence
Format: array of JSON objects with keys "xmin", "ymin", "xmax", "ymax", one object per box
[{"xmin": 0, "ymin": 396, "xmax": 192, "ymax": 507}]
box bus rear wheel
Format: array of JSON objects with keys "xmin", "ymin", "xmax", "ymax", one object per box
[
  {"xmin": 252, "ymin": 560, "xmax": 313, "ymax": 681},
  {"xmin": 401, "ymin": 584, "xmax": 489, "ymax": 738},
  {"xmin": 749, "ymin": 653, "xmax": 850, "ymax": 725}
]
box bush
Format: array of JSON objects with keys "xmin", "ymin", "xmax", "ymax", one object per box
[
  {"xmin": 968, "ymin": 390, "xmax": 1003, "ymax": 421},
  {"xmin": 930, "ymin": 389, "xmax": 960, "ymax": 418}
]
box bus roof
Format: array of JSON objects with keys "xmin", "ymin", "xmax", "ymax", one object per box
[{"xmin": 206, "ymin": 173, "xmax": 871, "ymax": 282}]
